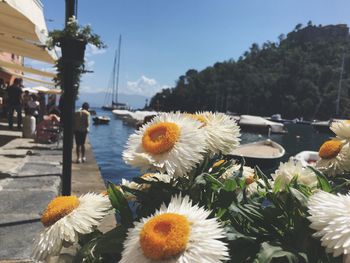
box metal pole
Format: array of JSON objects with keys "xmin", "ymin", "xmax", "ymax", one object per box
[
  {"xmin": 335, "ymin": 53, "xmax": 345, "ymax": 117},
  {"xmin": 62, "ymin": 0, "xmax": 77, "ymax": 196}
]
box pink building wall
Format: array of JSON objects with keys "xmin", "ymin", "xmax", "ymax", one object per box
[{"xmin": 0, "ymin": 52, "xmax": 23, "ymax": 86}]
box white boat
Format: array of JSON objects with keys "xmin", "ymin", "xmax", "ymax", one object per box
[
  {"xmin": 311, "ymin": 120, "xmax": 332, "ymax": 133},
  {"xmin": 228, "ymin": 139, "xmax": 285, "ymax": 169},
  {"xmin": 93, "ymin": 116, "xmax": 110, "ymax": 125},
  {"xmin": 293, "ymin": 151, "xmax": 320, "ymax": 167},
  {"xmin": 112, "ymin": 109, "xmax": 133, "ymax": 118},
  {"xmin": 239, "ymin": 115, "xmax": 287, "ymax": 134},
  {"xmin": 112, "ymin": 110, "xmax": 158, "ymax": 127}
]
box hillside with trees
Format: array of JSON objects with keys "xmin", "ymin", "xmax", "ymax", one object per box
[{"xmin": 149, "ymin": 22, "xmax": 350, "ymax": 120}]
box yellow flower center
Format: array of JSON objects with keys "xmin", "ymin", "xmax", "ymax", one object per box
[
  {"xmin": 185, "ymin": 114, "xmax": 207, "ymax": 127},
  {"xmin": 140, "ymin": 213, "xmax": 190, "ymax": 260},
  {"xmin": 319, "ymin": 140, "xmax": 343, "ymax": 159},
  {"xmin": 41, "ymin": 196, "xmax": 80, "ymax": 227},
  {"xmin": 142, "ymin": 122, "xmax": 180, "ymax": 154},
  {"xmin": 213, "ymin": 159, "xmax": 225, "ymax": 168},
  {"xmin": 141, "ymin": 173, "xmax": 155, "ymax": 179},
  {"xmin": 345, "ymin": 120, "xmax": 350, "ymax": 124},
  {"xmin": 245, "ymin": 176, "xmax": 255, "ymax": 185}
]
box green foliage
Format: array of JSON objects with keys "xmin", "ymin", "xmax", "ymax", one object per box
[
  {"xmin": 75, "ymin": 157, "xmax": 350, "ymax": 262},
  {"xmin": 149, "ymin": 23, "xmax": 350, "ymax": 119},
  {"xmin": 47, "ymin": 17, "xmax": 106, "ymax": 89}
]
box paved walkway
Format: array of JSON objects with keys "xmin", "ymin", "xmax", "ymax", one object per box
[{"xmin": 0, "ymin": 120, "xmax": 115, "ymax": 262}]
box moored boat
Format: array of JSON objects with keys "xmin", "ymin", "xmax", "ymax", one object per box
[
  {"xmin": 293, "ymin": 151, "xmax": 320, "ymax": 167},
  {"xmin": 311, "ymin": 120, "xmax": 333, "ymax": 133},
  {"xmin": 239, "ymin": 115, "xmax": 287, "ymax": 134},
  {"xmin": 93, "ymin": 116, "xmax": 110, "ymax": 125},
  {"xmin": 227, "ymin": 139, "xmax": 285, "ymax": 169}
]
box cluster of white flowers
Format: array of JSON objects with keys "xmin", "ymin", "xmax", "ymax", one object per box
[
  {"xmin": 122, "ymin": 112, "xmax": 240, "ymax": 177},
  {"xmin": 272, "ymin": 158, "xmax": 317, "ymax": 190}
]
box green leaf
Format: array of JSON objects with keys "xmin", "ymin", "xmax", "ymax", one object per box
[
  {"xmin": 94, "ymin": 226, "xmax": 128, "ymax": 255},
  {"xmin": 255, "ymin": 166, "xmax": 272, "ymax": 189},
  {"xmin": 254, "ymin": 242, "xmax": 299, "ymax": 263},
  {"xmin": 107, "ymin": 182, "xmax": 133, "ymax": 227},
  {"xmin": 289, "ymin": 188, "xmax": 308, "ymax": 207},
  {"xmin": 223, "ymin": 178, "xmax": 238, "ymax": 191},
  {"xmin": 310, "ymin": 167, "xmax": 331, "ymax": 192}
]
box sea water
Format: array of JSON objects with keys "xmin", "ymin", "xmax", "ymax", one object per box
[{"xmin": 88, "ymin": 108, "xmax": 331, "ymax": 184}]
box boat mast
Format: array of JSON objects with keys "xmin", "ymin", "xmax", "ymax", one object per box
[
  {"xmin": 335, "ymin": 53, "xmax": 345, "ymax": 117},
  {"xmin": 115, "ymin": 35, "xmax": 122, "ymax": 104},
  {"xmin": 111, "ymin": 46, "xmax": 117, "ymax": 105}
]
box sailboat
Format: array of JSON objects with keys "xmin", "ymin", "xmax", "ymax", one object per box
[{"xmin": 102, "ymin": 35, "xmax": 129, "ymax": 111}]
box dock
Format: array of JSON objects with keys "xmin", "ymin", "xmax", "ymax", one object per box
[{"xmin": 0, "ymin": 120, "xmax": 115, "ymax": 262}]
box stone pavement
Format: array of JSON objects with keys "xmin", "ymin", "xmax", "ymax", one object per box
[
  {"xmin": 0, "ymin": 120, "xmax": 115, "ymax": 262},
  {"xmin": 0, "ymin": 121, "xmax": 62, "ymax": 261}
]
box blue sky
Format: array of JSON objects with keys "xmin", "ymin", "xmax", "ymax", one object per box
[{"xmin": 40, "ymin": 0, "xmax": 350, "ymax": 97}]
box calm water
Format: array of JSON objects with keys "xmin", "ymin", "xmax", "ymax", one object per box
[{"xmin": 88, "ymin": 108, "xmax": 331, "ymax": 184}]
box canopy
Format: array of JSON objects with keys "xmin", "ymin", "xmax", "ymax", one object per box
[
  {"xmin": 0, "ymin": 0, "xmax": 57, "ymax": 63},
  {"xmin": 23, "ymin": 87, "xmax": 38, "ymax": 94},
  {"xmin": 0, "ymin": 59, "xmax": 55, "ymax": 78},
  {"xmin": 32, "ymin": 86, "xmax": 61, "ymax": 94}
]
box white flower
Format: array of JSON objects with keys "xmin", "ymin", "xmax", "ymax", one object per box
[
  {"xmin": 123, "ymin": 113, "xmax": 207, "ymax": 177},
  {"xmin": 141, "ymin": 172, "xmax": 172, "ymax": 183},
  {"xmin": 191, "ymin": 112, "xmax": 240, "ymax": 154},
  {"xmin": 246, "ymin": 178, "xmax": 274, "ymax": 196},
  {"xmin": 316, "ymin": 139, "xmax": 350, "ymax": 177},
  {"xmin": 330, "ymin": 120, "xmax": 350, "ymax": 142},
  {"xmin": 272, "ymin": 158, "xmax": 318, "ymax": 189},
  {"xmin": 32, "ymin": 193, "xmax": 111, "ymax": 261},
  {"xmin": 120, "ymin": 195, "xmax": 229, "ymax": 263},
  {"xmin": 308, "ymin": 191, "xmax": 350, "ymax": 257},
  {"xmin": 219, "ymin": 162, "xmax": 255, "ymax": 182},
  {"xmin": 121, "ymin": 178, "xmax": 141, "ymax": 190}
]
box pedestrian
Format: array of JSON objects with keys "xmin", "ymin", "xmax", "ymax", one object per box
[
  {"xmin": 22, "ymin": 90, "xmax": 31, "ymax": 113},
  {"xmin": 7, "ymin": 78, "xmax": 23, "ymax": 129},
  {"xmin": 74, "ymin": 102, "xmax": 90, "ymax": 163},
  {"xmin": 37, "ymin": 92, "xmax": 46, "ymax": 122},
  {"xmin": 27, "ymin": 94, "xmax": 40, "ymax": 122}
]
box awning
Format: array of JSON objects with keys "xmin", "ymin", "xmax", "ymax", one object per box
[
  {"xmin": 32, "ymin": 86, "xmax": 61, "ymax": 94},
  {"xmin": 0, "ymin": 33, "xmax": 56, "ymax": 64},
  {"xmin": 4, "ymin": 70, "xmax": 55, "ymax": 86},
  {"xmin": 0, "ymin": 0, "xmax": 57, "ymax": 63},
  {"xmin": 0, "ymin": 59, "xmax": 55, "ymax": 78}
]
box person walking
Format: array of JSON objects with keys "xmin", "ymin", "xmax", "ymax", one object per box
[
  {"xmin": 7, "ymin": 78, "xmax": 23, "ymax": 129},
  {"xmin": 74, "ymin": 102, "xmax": 90, "ymax": 163}
]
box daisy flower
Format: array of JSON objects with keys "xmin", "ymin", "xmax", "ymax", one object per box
[
  {"xmin": 330, "ymin": 120, "xmax": 350, "ymax": 143},
  {"xmin": 308, "ymin": 191, "xmax": 350, "ymax": 257},
  {"xmin": 141, "ymin": 172, "xmax": 172, "ymax": 184},
  {"xmin": 272, "ymin": 158, "xmax": 317, "ymax": 190},
  {"xmin": 189, "ymin": 112, "xmax": 240, "ymax": 155},
  {"xmin": 123, "ymin": 113, "xmax": 207, "ymax": 177},
  {"xmin": 316, "ymin": 139, "xmax": 350, "ymax": 176},
  {"xmin": 120, "ymin": 195, "xmax": 229, "ymax": 263},
  {"xmin": 32, "ymin": 193, "xmax": 111, "ymax": 261},
  {"xmin": 219, "ymin": 162, "xmax": 255, "ymax": 183}
]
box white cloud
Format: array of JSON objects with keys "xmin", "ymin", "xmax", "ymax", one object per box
[
  {"xmin": 85, "ymin": 44, "xmax": 106, "ymax": 57},
  {"xmin": 80, "ymin": 85, "xmax": 100, "ymax": 93},
  {"xmin": 124, "ymin": 75, "xmax": 170, "ymax": 97},
  {"xmin": 86, "ymin": 60, "xmax": 95, "ymax": 69}
]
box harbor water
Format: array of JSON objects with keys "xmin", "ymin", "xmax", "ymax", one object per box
[{"xmin": 88, "ymin": 108, "xmax": 331, "ymax": 184}]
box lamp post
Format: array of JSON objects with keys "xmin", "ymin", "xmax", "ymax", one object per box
[{"xmin": 61, "ymin": 0, "xmax": 86, "ymax": 195}]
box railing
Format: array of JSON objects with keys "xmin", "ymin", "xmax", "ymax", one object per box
[{"xmin": 33, "ymin": 0, "xmax": 43, "ymax": 10}]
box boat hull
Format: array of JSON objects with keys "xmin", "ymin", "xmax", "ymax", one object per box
[
  {"xmin": 227, "ymin": 139, "xmax": 286, "ymax": 170},
  {"xmin": 229, "ymin": 155, "xmax": 282, "ymax": 170},
  {"xmin": 93, "ymin": 117, "xmax": 110, "ymax": 125}
]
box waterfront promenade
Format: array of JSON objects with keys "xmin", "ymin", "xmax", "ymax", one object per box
[{"xmin": 0, "ymin": 120, "xmax": 115, "ymax": 262}]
